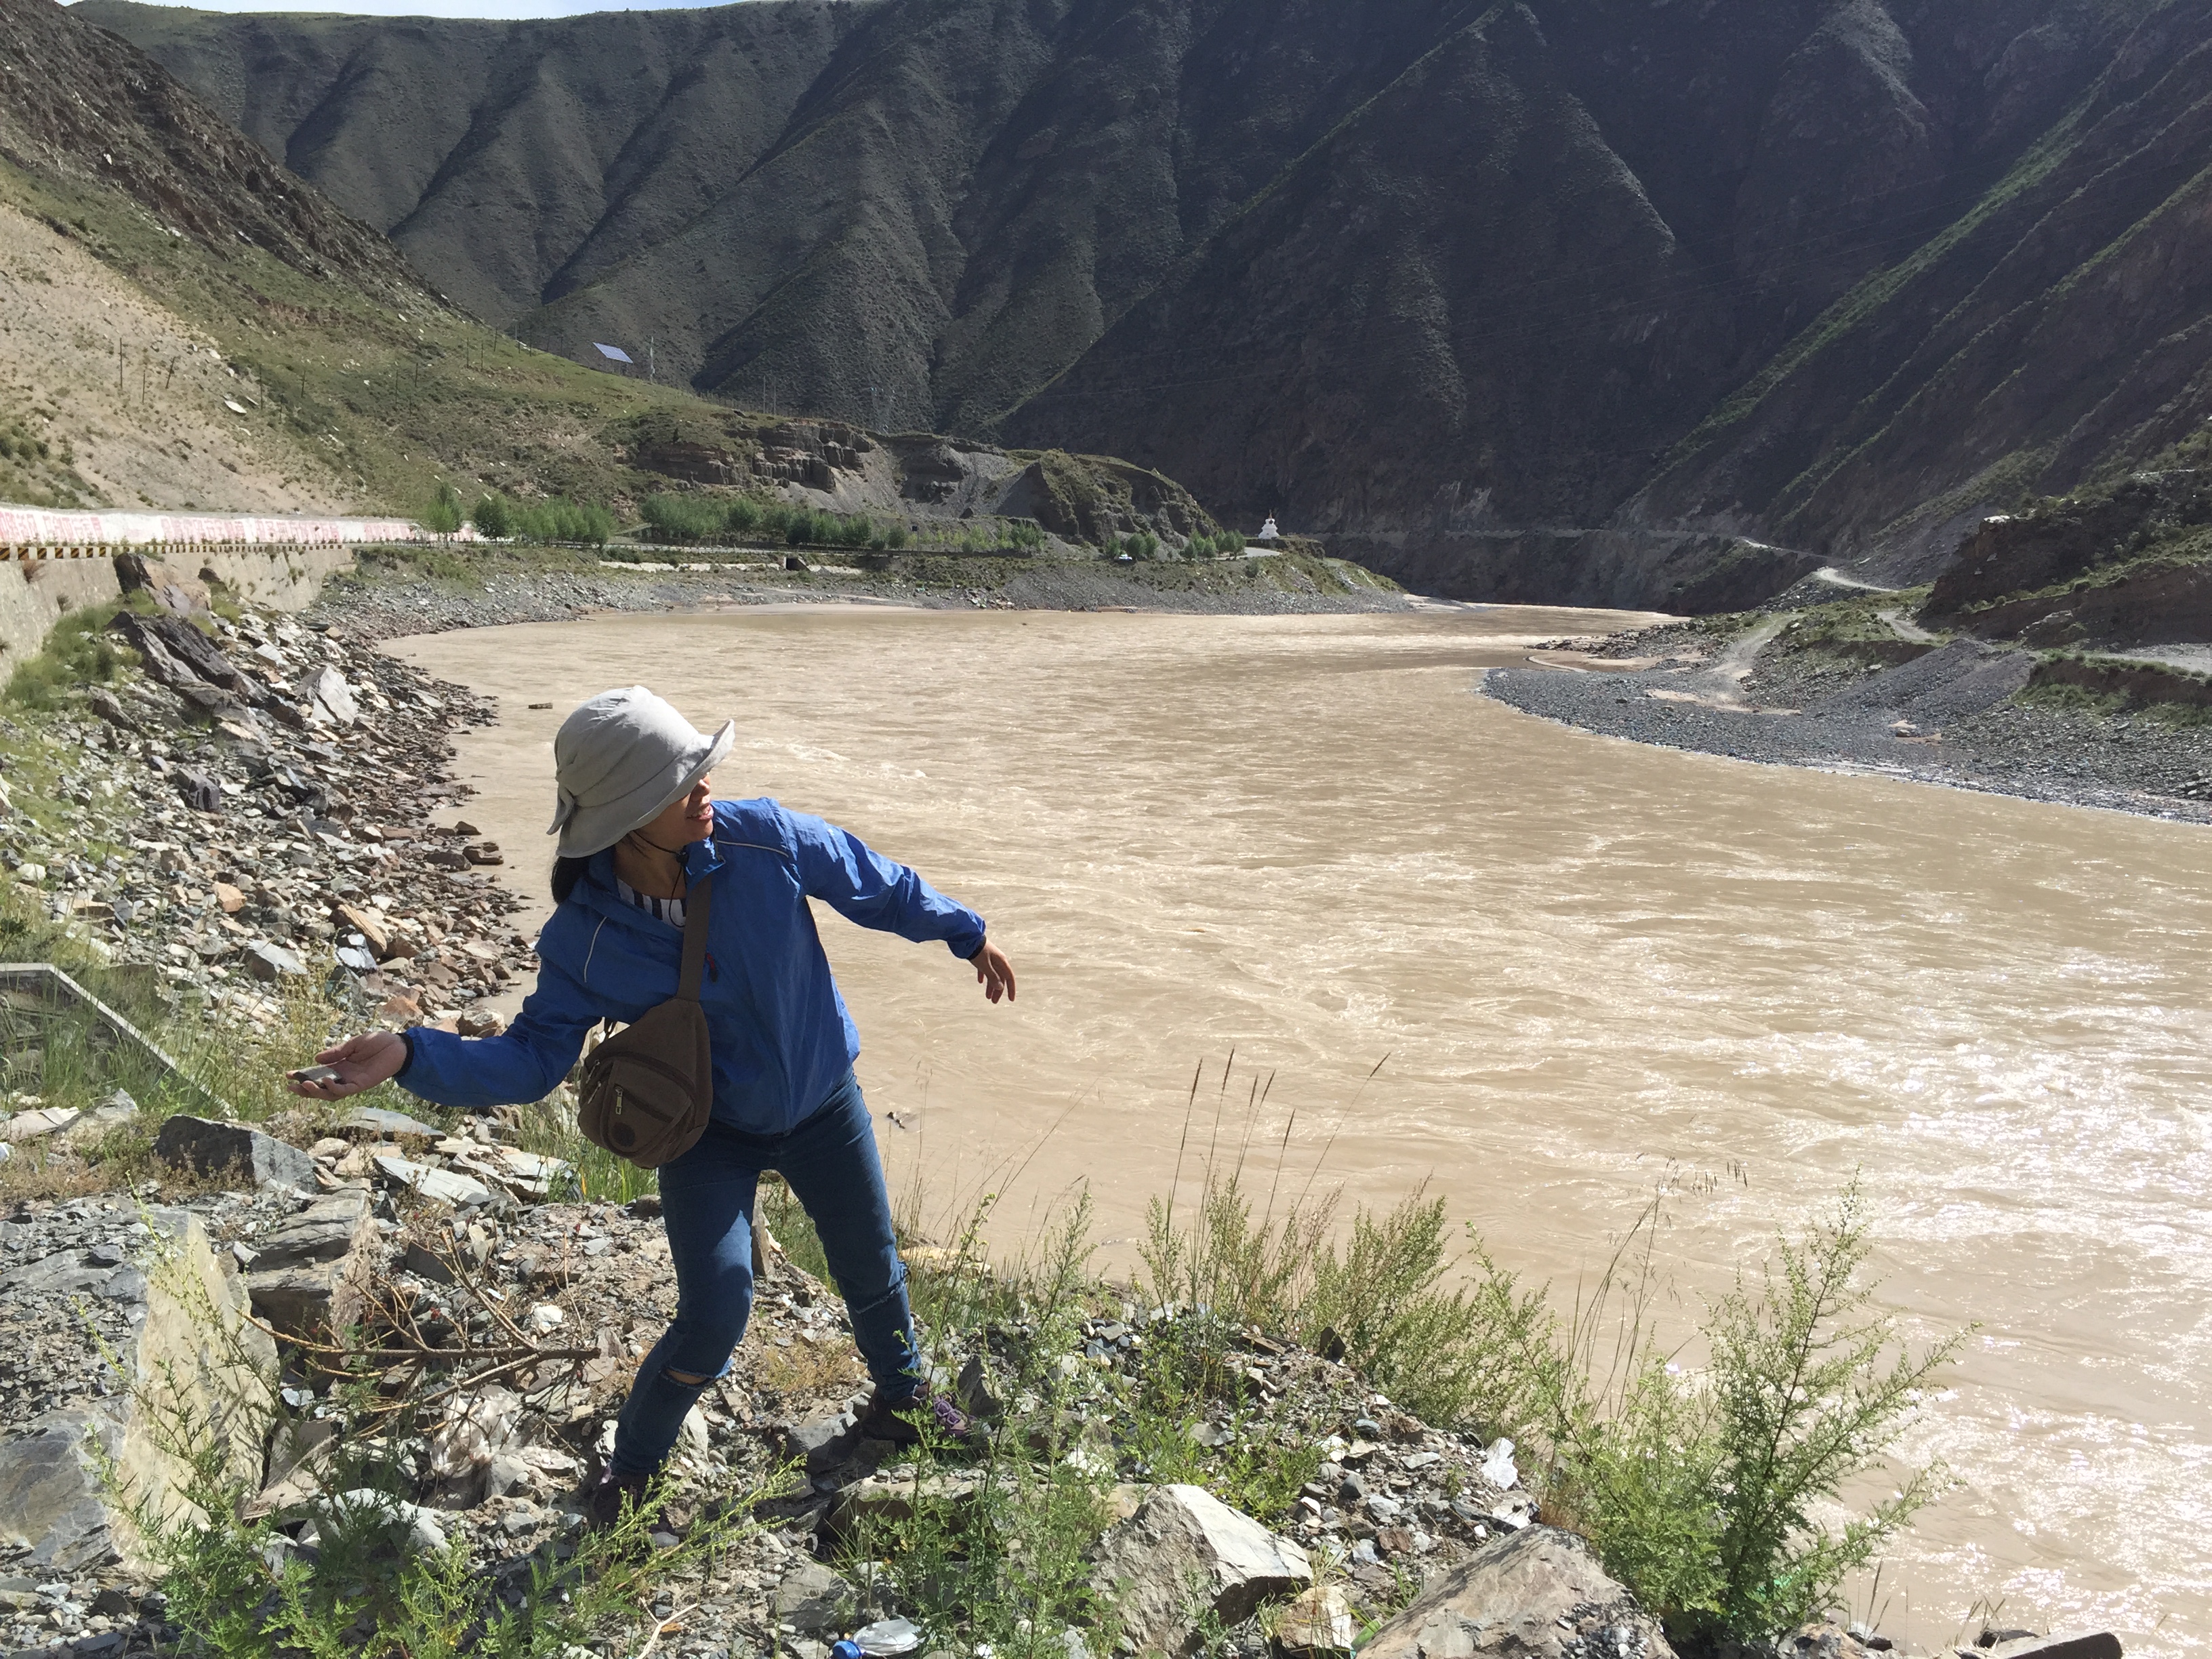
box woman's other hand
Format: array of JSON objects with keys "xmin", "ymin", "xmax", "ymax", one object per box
[
  {"xmin": 285, "ymin": 1031, "xmax": 409, "ymax": 1099},
  {"xmin": 969, "ymin": 941, "xmax": 1017, "ymax": 1004}
]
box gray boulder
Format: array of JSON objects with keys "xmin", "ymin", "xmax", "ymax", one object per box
[
  {"xmin": 1090, "ymin": 1483, "xmax": 1311, "ymax": 1656},
  {"xmin": 1358, "ymin": 1525, "xmax": 1673, "ymax": 1659},
  {"xmin": 782, "ymin": 1408, "xmax": 862, "ymax": 1474},
  {"xmin": 243, "ymin": 1189, "xmax": 375, "ymax": 1334},
  {"xmin": 155, "ymin": 1115, "xmax": 315, "ymax": 1189},
  {"xmin": 772, "ymin": 1559, "xmax": 859, "ymax": 1637},
  {"xmin": 0, "ymin": 1410, "xmax": 123, "ymax": 1572}
]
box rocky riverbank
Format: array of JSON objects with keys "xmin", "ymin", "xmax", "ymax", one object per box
[
  {"xmin": 308, "ymin": 546, "xmax": 1412, "ymax": 642},
  {"xmin": 0, "ymin": 603, "xmax": 537, "ymax": 1044},
  {"xmin": 1483, "ymin": 608, "xmax": 2212, "ymax": 823},
  {"xmin": 0, "ymin": 1164, "xmax": 1542, "ymax": 1659},
  {"xmin": 0, "ymin": 577, "xmax": 2138, "ymax": 1659}
]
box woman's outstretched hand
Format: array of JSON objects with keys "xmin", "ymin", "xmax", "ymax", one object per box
[
  {"xmin": 969, "ymin": 941, "xmax": 1017, "ymax": 1004},
  {"xmin": 285, "ymin": 1031, "xmax": 409, "ymax": 1099}
]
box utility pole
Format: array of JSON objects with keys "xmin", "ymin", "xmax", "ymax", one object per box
[{"xmin": 647, "ymin": 336, "xmax": 657, "ymax": 385}]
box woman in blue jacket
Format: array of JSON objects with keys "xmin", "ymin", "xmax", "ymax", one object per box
[{"xmin": 288, "ymin": 686, "xmax": 1017, "ymax": 1526}]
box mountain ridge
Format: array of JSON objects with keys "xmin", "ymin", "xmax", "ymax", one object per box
[{"xmin": 79, "ymin": 0, "xmax": 2212, "ymax": 608}]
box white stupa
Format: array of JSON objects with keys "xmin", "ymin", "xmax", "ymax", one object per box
[{"xmin": 1256, "ymin": 515, "xmax": 1280, "ymax": 541}]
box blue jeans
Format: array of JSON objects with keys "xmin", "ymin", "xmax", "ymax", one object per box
[{"xmin": 610, "ymin": 1071, "xmax": 920, "ymax": 1479}]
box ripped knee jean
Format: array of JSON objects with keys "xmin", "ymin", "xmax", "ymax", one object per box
[{"xmin": 609, "ymin": 1071, "xmax": 921, "ymax": 1479}]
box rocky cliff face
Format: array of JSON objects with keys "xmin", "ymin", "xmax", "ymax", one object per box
[{"xmin": 79, "ymin": 0, "xmax": 2212, "ymax": 608}]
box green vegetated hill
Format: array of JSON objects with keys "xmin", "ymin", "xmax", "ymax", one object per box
[
  {"xmin": 77, "ymin": 0, "xmax": 2212, "ymax": 609},
  {"xmin": 0, "ymin": 0, "xmax": 1214, "ymax": 550}
]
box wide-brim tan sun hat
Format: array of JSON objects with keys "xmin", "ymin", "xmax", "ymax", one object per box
[{"xmin": 546, "ymin": 686, "xmax": 735, "ymax": 859}]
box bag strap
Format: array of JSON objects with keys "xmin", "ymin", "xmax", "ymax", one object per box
[{"xmin": 676, "ymin": 873, "xmax": 714, "ymax": 1002}]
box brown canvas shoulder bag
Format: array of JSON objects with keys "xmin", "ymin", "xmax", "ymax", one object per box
[{"xmin": 577, "ymin": 874, "xmax": 716, "ymax": 1169}]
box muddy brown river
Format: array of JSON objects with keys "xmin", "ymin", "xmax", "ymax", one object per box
[{"xmin": 394, "ymin": 605, "xmax": 2210, "ymax": 1653}]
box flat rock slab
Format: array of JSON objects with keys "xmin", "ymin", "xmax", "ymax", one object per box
[
  {"xmin": 155, "ymin": 1115, "xmax": 314, "ymax": 1189},
  {"xmin": 829, "ymin": 1467, "xmax": 981, "ymax": 1536},
  {"xmin": 0, "ymin": 1208, "xmax": 274, "ymax": 1574},
  {"xmin": 1091, "ymin": 1481, "xmax": 1310, "ymax": 1656},
  {"xmin": 242, "ymin": 940, "xmax": 308, "ymax": 981},
  {"xmin": 0, "ymin": 1409, "xmax": 122, "ymax": 1572},
  {"xmin": 373, "ymin": 1153, "xmax": 493, "ymax": 1210},
  {"xmin": 1358, "ymin": 1525, "xmax": 1673, "ymax": 1659},
  {"xmin": 1, "ymin": 1106, "xmax": 81, "ymax": 1142}
]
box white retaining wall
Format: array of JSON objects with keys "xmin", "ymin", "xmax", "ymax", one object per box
[
  {"xmin": 0, "ymin": 544, "xmax": 363, "ymax": 664},
  {"xmin": 0, "ymin": 506, "xmax": 423, "ymax": 548}
]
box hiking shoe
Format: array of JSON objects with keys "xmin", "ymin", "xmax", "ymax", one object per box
[
  {"xmin": 584, "ymin": 1469, "xmax": 653, "ymax": 1532},
  {"xmin": 858, "ymin": 1387, "xmax": 974, "ymax": 1446}
]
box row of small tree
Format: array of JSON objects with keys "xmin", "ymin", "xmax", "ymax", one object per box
[
  {"xmin": 422, "ymin": 483, "xmax": 616, "ymax": 546},
  {"xmin": 426, "ymin": 478, "xmax": 1242, "ymax": 558},
  {"xmin": 640, "ymin": 493, "xmax": 916, "ymax": 550}
]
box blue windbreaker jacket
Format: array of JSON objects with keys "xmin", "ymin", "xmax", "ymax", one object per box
[{"xmin": 396, "ymin": 798, "xmax": 987, "ymax": 1133}]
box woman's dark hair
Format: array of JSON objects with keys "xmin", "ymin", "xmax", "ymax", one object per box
[{"xmin": 551, "ymin": 855, "xmax": 591, "ymax": 905}]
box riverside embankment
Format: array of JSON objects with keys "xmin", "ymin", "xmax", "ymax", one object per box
[
  {"xmin": 396, "ymin": 604, "xmax": 2211, "ymax": 1657},
  {"xmin": 1484, "ymin": 605, "xmax": 2212, "ymax": 822}
]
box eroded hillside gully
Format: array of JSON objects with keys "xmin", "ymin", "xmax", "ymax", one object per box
[{"xmin": 392, "ymin": 604, "xmax": 2212, "ymax": 1657}]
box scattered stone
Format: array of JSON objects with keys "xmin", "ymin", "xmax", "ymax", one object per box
[
  {"xmin": 1490, "ymin": 1494, "xmax": 1538, "ymax": 1531},
  {"xmin": 1478, "ymin": 1437, "xmax": 1517, "ymax": 1489},
  {"xmin": 339, "ymin": 1107, "xmax": 442, "ymax": 1141},
  {"xmin": 154, "ymin": 1115, "xmax": 316, "ymax": 1189},
  {"xmin": 242, "ymin": 941, "xmax": 306, "ymax": 982},
  {"xmin": 175, "ymin": 768, "xmax": 222, "ymax": 813},
  {"xmin": 1090, "ymin": 1483, "xmax": 1311, "ymax": 1655},
  {"xmin": 313, "ymin": 1488, "xmax": 446, "ymax": 1553},
  {"xmin": 399, "ymin": 1240, "xmax": 457, "ymax": 1284},
  {"xmin": 0, "ymin": 1107, "xmax": 80, "ymax": 1142},
  {"xmin": 297, "ymin": 665, "xmax": 359, "ymax": 726},
  {"xmin": 830, "ymin": 1468, "xmax": 982, "ymax": 1535},
  {"xmin": 955, "ymin": 1352, "xmax": 1002, "ymax": 1420}
]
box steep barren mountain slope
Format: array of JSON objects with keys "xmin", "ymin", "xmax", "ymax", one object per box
[
  {"xmin": 0, "ymin": 0, "xmax": 424, "ymax": 300},
  {"xmin": 86, "ymin": 0, "xmax": 2212, "ymax": 606}
]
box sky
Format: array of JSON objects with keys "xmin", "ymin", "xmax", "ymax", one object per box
[{"xmin": 64, "ymin": 0, "xmax": 716, "ymax": 18}]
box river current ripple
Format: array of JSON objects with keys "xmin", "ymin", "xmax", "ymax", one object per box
[{"xmin": 396, "ymin": 605, "xmax": 2212, "ymax": 1654}]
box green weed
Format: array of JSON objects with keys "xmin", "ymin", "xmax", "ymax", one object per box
[
  {"xmin": 1530, "ymin": 1182, "xmax": 1963, "ymax": 1645},
  {"xmin": 4, "ymin": 600, "xmax": 138, "ymax": 708}
]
